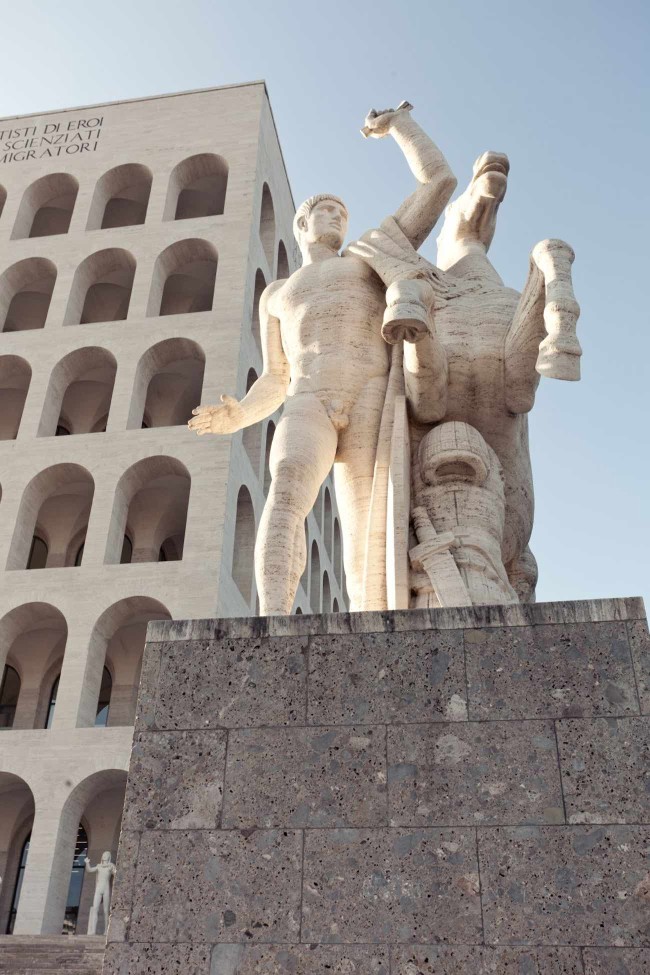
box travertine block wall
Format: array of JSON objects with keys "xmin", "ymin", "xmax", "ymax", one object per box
[
  {"xmin": 0, "ymin": 83, "xmax": 343, "ymax": 936},
  {"xmin": 106, "ymin": 597, "xmax": 649, "ymax": 975}
]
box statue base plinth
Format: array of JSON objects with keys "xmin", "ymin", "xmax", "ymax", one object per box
[{"xmin": 105, "ymin": 598, "xmax": 649, "ymax": 975}]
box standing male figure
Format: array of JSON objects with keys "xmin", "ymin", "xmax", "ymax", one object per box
[
  {"xmin": 84, "ymin": 851, "xmax": 116, "ymax": 935},
  {"xmin": 189, "ymin": 104, "xmax": 456, "ymax": 614}
]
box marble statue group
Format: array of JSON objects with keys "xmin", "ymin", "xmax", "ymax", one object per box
[{"xmin": 189, "ymin": 102, "xmax": 581, "ymax": 614}]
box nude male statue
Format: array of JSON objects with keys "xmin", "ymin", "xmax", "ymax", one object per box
[
  {"xmin": 84, "ymin": 850, "xmax": 116, "ymax": 935},
  {"xmin": 189, "ymin": 104, "xmax": 456, "ymax": 614}
]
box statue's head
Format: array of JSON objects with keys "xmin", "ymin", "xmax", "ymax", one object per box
[
  {"xmin": 293, "ymin": 194, "xmax": 349, "ymax": 255},
  {"xmin": 101, "ymin": 852, "xmax": 112, "ymax": 864},
  {"xmin": 436, "ymin": 152, "xmax": 509, "ymax": 266}
]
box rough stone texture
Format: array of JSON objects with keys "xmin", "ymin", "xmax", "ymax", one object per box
[
  {"xmin": 392, "ymin": 945, "xmax": 585, "ymax": 974},
  {"xmin": 628, "ymin": 619, "xmax": 650, "ymax": 715},
  {"xmin": 466, "ymin": 622, "xmax": 639, "ymax": 720},
  {"xmin": 123, "ymin": 730, "xmax": 227, "ymax": 830},
  {"xmin": 302, "ymin": 827, "xmax": 481, "ymax": 944},
  {"xmin": 155, "ymin": 635, "xmax": 307, "ymax": 729},
  {"xmin": 308, "ymin": 630, "xmax": 467, "ymax": 725},
  {"xmin": 582, "ymin": 948, "xmax": 650, "ymax": 974},
  {"xmin": 557, "ymin": 717, "xmax": 650, "ymax": 824},
  {"xmin": 387, "ymin": 720, "xmax": 563, "ymax": 826},
  {"xmin": 129, "ymin": 829, "xmax": 302, "ymax": 944},
  {"xmin": 210, "ymin": 944, "xmax": 390, "ymax": 975},
  {"xmin": 104, "ymin": 830, "xmax": 139, "ymax": 945},
  {"xmin": 223, "ymin": 725, "xmax": 386, "ymax": 828},
  {"xmin": 105, "ymin": 600, "xmax": 650, "ymax": 975},
  {"xmin": 480, "ymin": 825, "xmax": 650, "ymax": 946}
]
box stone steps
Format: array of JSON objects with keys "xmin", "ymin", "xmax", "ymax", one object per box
[{"xmin": 0, "ymin": 936, "xmax": 104, "ymax": 974}]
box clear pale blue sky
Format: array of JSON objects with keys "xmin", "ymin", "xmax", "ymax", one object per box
[{"xmin": 2, "ymin": 0, "xmax": 648, "ymax": 606}]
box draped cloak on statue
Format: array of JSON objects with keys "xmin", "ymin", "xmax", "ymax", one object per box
[{"xmin": 344, "ymin": 217, "xmax": 454, "ymax": 611}]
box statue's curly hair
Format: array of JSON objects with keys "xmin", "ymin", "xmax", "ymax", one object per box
[{"xmin": 293, "ymin": 194, "xmax": 348, "ymax": 242}]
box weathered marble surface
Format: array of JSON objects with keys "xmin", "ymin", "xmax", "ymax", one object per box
[
  {"xmin": 308, "ymin": 629, "xmax": 467, "ymax": 724},
  {"xmin": 105, "ymin": 599, "xmax": 650, "ymax": 975},
  {"xmin": 465, "ymin": 622, "xmax": 638, "ymax": 720},
  {"xmin": 387, "ymin": 720, "xmax": 563, "ymax": 826},
  {"xmin": 223, "ymin": 725, "xmax": 387, "ymax": 828},
  {"xmin": 480, "ymin": 825, "xmax": 650, "ymax": 946},
  {"xmin": 124, "ymin": 729, "xmax": 226, "ymax": 830},
  {"xmin": 302, "ymin": 826, "xmax": 481, "ymax": 943},
  {"xmin": 557, "ymin": 716, "xmax": 650, "ymax": 824}
]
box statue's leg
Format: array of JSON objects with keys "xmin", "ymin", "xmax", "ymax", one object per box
[
  {"xmin": 334, "ymin": 376, "xmax": 387, "ymax": 611},
  {"xmin": 506, "ymin": 545, "xmax": 538, "ymax": 602},
  {"xmin": 256, "ymin": 394, "xmax": 337, "ymax": 615},
  {"xmin": 101, "ymin": 893, "xmax": 109, "ymax": 934}
]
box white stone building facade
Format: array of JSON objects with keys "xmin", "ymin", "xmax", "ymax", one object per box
[{"xmin": 0, "ymin": 84, "xmax": 344, "ymax": 936}]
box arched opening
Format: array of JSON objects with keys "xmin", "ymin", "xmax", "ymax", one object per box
[
  {"xmin": 313, "ymin": 487, "xmax": 323, "ymax": 532},
  {"xmin": 299, "ymin": 523, "xmax": 309, "ymax": 596},
  {"xmin": 165, "ymin": 153, "xmax": 228, "ymax": 220},
  {"xmin": 0, "ymin": 258, "xmax": 56, "ymax": 332},
  {"xmin": 105, "ymin": 456, "xmax": 191, "ymax": 565},
  {"xmin": 332, "ymin": 598, "xmax": 340, "ymax": 613},
  {"xmin": 62, "ymin": 822, "xmax": 88, "ymax": 935},
  {"xmin": 0, "ymin": 665, "xmax": 20, "ymax": 728},
  {"xmin": 38, "ymin": 347, "xmax": 117, "ymax": 437},
  {"xmin": 277, "ymin": 240, "xmax": 290, "ymax": 279},
  {"xmin": 232, "ymin": 486, "xmax": 255, "ymax": 607},
  {"xmin": 86, "ymin": 597, "xmax": 172, "ymax": 728},
  {"xmin": 251, "ymin": 269, "xmax": 266, "ymax": 354},
  {"xmin": 44, "ymin": 673, "xmax": 60, "ymax": 728},
  {"xmin": 12, "ymin": 173, "xmax": 78, "ymax": 239},
  {"xmin": 127, "ymin": 338, "xmax": 205, "ymax": 429},
  {"xmin": 259, "ymin": 183, "xmax": 275, "ymax": 270},
  {"xmin": 263, "ymin": 421, "xmax": 275, "ymax": 495},
  {"xmin": 322, "ymin": 572, "xmax": 332, "ymax": 613},
  {"xmin": 148, "ymin": 238, "xmax": 218, "ymax": 316},
  {"xmin": 333, "ymin": 518, "xmax": 342, "ymax": 584},
  {"xmin": 0, "ymin": 356, "xmax": 31, "ymax": 439},
  {"xmin": 64, "ymin": 248, "xmax": 135, "ymax": 325},
  {"xmin": 0, "ymin": 773, "xmax": 34, "ymax": 934},
  {"xmin": 0, "ymin": 603, "xmax": 67, "ymax": 730},
  {"xmin": 47, "ymin": 770, "xmax": 127, "ymax": 935},
  {"xmin": 7, "ymin": 464, "xmax": 94, "ymax": 571},
  {"xmin": 87, "ymin": 163, "xmax": 152, "ymax": 230},
  {"xmin": 241, "ymin": 369, "xmax": 261, "ymax": 472},
  {"xmin": 324, "ymin": 487, "xmax": 333, "ymax": 558},
  {"xmin": 310, "ymin": 541, "xmax": 321, "ymax": 613}
]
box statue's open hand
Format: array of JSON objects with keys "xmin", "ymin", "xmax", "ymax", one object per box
[
  {"xmin": 188, "ymin": 395, "xmax": 245, "ymax": 436},
  {"xmin": 361, "ymin": 101, "xmax": 414, "ymax": 138}
]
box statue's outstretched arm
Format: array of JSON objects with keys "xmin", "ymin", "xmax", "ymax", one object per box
[
  {"xmin": 189, "ymin": 281, "xmax": 290, "ymax": 436},
  {"xmin": 84, "ymin": 859, "xmax": 98, "ymax": 874},
  {"xmin": 363, "ymin": 103, "xmax": 457, "ymax": 250}
]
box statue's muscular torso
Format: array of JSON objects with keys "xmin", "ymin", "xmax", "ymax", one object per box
[{"xmin": 268, "ymin": 254, "xmax": 389, "ymax": 424}]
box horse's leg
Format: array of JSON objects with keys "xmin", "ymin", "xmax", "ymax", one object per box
[{"xmin": 505, "ymin": 239, "xmax": 581, "ymax": 414}]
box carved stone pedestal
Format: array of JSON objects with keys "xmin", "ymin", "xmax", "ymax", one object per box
[{"xmin": 104, "ymin": 598, "xmax": 650, "ymax": 975}]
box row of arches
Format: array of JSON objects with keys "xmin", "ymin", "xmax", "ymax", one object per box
[
  {"xmin": 0, "ymin": 338, "xmax": 205, "ymax": 440},
  {"xmin": 0, "ymin": 238, "xmax": 218, "ymax": 331},
  {"xmin": 0, "ymin": 596, "xmax": 170, "ymax": 732},
  {"xmin": 0, "ymin": 768, "xmax": 127, "ymax": 935},
  {"xmin": 232, "ymin": 483, "xmax": 344, "ymax": 614},
  {"xmin": 4, "ymin": 457, "xmax": 190, "ymax": 570},
  {"xmin": 0, "ymin": 243, "xmax": 289, "ymax": 333},
  {"xmin": 0, "ymin": 154, "xmax": 229, "ymax": 239}
]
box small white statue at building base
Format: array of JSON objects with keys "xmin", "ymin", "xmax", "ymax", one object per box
[{"xmin": 84, "ymin": 851, "xmax": 116, "ymax": 935}]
